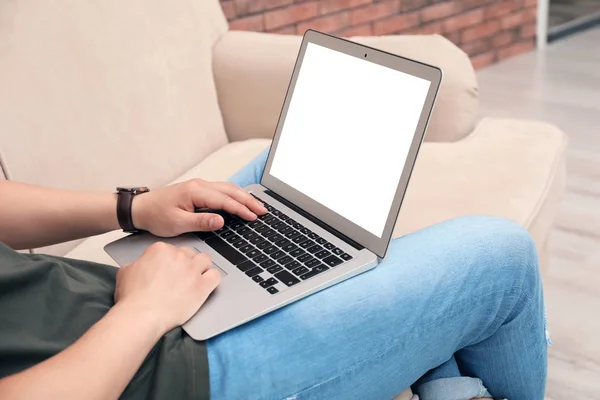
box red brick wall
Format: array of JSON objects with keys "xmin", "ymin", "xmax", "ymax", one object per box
[{"xmin": 220, "ymin": 0, "xmax": 538, "ymax": 69}]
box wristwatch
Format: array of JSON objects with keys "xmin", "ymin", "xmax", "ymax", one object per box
[{"xmin": 116, "ymin": 187, "xmax": 150, "ymax": 233}]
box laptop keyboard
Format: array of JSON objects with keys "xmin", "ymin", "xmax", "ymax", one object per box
[{"xmin": 195, "ymin": 194, "xmax": 353, "ymax": 295}]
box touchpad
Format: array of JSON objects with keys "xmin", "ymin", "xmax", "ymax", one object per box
[{"xmin": 193, "ymin": 247, "xmax": 228, "ymax": 277}]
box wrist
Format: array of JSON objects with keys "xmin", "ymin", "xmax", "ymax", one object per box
[
  {"xmin": 131, "ymin": 194, "xmax": 149, "ymax": 232},
  {"xmin": 112, "ymin": 298, "xmax": 168, "ymax": 340}
]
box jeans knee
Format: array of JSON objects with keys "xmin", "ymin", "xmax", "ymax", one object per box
[{"xmin": 451, "ymin": 215, "xmax": 540, "ymax": 294}]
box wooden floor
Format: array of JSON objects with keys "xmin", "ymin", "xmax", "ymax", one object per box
[{"xmin": 476, "ymin": 28, "xmax": 600, "ymax": 399}]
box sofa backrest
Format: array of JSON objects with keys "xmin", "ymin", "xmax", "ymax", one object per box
[{"xmin": 0, "ymin": 0, "xmax": 229, "ymax": 191}]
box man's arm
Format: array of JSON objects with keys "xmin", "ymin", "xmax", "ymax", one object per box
[
  {"xmin": 0, "ymin": 243, "xmax": 220, "ymax": 400},
  {"xmin": 0, "ymin": 179, "xmax": 266, "ymax": 250}
]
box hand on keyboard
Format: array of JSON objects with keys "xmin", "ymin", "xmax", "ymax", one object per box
[{"xmin": 131, "ymin": 179, "xmax": 268, "ymax": 237}]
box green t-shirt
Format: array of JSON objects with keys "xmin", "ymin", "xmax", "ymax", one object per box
[{"xmin": 0, "ymin": 242, "xmax": 209, "ymax": 400}]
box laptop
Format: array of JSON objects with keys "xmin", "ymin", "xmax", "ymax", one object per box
[{"xmin": 104, "ymin": 30, "xmax": 442, "ymax": 341}]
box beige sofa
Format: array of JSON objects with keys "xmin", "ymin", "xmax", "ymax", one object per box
[{"xmin": 0, "ymin": 1, "xmax": 567, "ymax": 398}]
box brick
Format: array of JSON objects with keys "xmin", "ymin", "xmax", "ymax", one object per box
[
  {"xmin": 373, "ymin": 12, "xmax": 420, "ymax": 35},
  {"xmin": 471, "ymin": 51, "xmax": 496, "ymax": 69},
  {"xmin": 459, "ymin": 0, "xmax": 495, "ymax": 12},
  {"xmin": 221, "ymin": 1, "xmax": 236, "ymax": 20},
  {"xmin": 497, "ymin": 39, "xmax": 535, "ymax": 60},
  {"xmin": 229, "ymin": 14, "xmax": 264, "ymax": 31},
  {"xmin": 420, "ymin": 2, "xmax": 459, "ymax": 22},
  {"xmin": 320, "ymin": 0, "xmax": 372, "ymax": 15},
  {"xmin": 264, "ymin": 2, "xmax": 319, "ymax": 30},
  {"xmin": 491, "ymin": 31, "xmax": 516, "ymax": 47},
  {"xmin": 349, "ymin": 1, "xmax": 397, "ymax": 25},
  {"xmin": 272, "ymin": 25, "xmax": 296, "ymax": 34},
  {"xmin": 461, "ymin": 38, "xmax": 491, "ymax": 56},
  {"xmin": 523, "ymin": 0, "xmax": 538, "ymax": 6},
  {"xmin": 234, "ymin": 0, "xmax": 294, "ymax": 16},
  {"xmin": 444, "ymin": 32, "xmax": 461, "ymax": 45},
  {"xmin": 401, "ymin": 0, "xmax": 428, "ymax": 12},
  {"xmin": 442, "ymin": 8, "xmax": 484, "ymax": 31},
  {"xmin": 339, "ymin": 23, "xmax": 373, "ymax": 36},
  {"xmin": 405, "ymin": 21, "xmax": 444, "ymax": 35},
  {"xmin": 501, "ymin": 9, "xmax": 536, "ymax": 29},
  {"xmin": 520, "ymin": 22, "xmax": 537, "ymax": 39},
  {"xmin": 461, "ymin": 20, "xmax": 501, "ymax": 42},
  {"xmin": 484, "ymin": 0, "xmax": 518, "ymax": 19},
  {"xmin": 297, "ymin": 12, "xmax": 349, "ymax": 34}
]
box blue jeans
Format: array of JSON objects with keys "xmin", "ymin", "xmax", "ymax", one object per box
[{"xmin": 206, "ymin": 150, "xmax": 547, "ymax": 400}]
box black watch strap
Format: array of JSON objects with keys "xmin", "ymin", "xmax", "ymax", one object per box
[{"xmin": 116, "ymin": 187, "xmax": 150, "ymax": 233}]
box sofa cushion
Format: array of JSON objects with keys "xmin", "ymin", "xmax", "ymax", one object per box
[
  {"xmin": 394, "ymin": 117, "xmax": 567, "ymax": 262},
  {"xmin": 0, "ymin": 0, "xmax": 229, "ymax": 193},
  {"xmin": 65, "ymin": 139, "xmax": 271, "ymax": 264}
]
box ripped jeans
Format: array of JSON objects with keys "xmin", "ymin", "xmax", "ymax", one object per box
[{"xmin": 206, "ymin": 149, "xmax": 548, "ymax": 400}]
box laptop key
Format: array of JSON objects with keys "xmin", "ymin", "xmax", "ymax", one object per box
[
  {"xmin": 305, "ymin": 259, "xmax": 322, "ymax": 268},
  {"xmin": 290, "ymin": 248, "xmax": 305, "ymax": 258},
  {"xmin": 249, "ymin": 220, "xmax": 263, "ymax": 229},
  {"xmin": 315, "ymin": 249, "xmax": 331, "ymax": 259},
  {"xmin": 275, "ymin": 270, "xmax": 300, "ymax": 287},
  {"xmin": 300, "ymin": 240, "xmax": 315, "ymax": 249},
  {"xmin": 255, "ymin": 224, "xmax": 269, "ymax": 233},
  {"xmin": 260, "ymin": 259, "xmax": 276, "ymax": 268},
  {"xmin": 301, "ymin": 256, "xmax": 316, "ymax": 266},
  {"xmin": 307, "ymin": 245, "xmax": 323, "ymax": 254},
  {"xmin": 277, "ymin": 255, "xmax": 293, "ymax": 265},
  {"xmin": 239, "ymin": 244, "xmax": 254, "ymax": 253},
  {"xmin": 262, "ymin": 228, "xmax": 277, "ymax": 237},
  {"xmin": 323, "ymin": 255, "xmax": 343, "ymax": 267},
  {"xmin": 242, "ymin": 231, "xmax": 258, "ymax": 240},
  {"xmin": 279, "ymin": 214, "xmax": 289, "ymax": 221},
  {"xmin": 230, "ymin": 221, "xmax": 244, "ymax": 230},
  {"xmin": 275, "ymin": 238, "xmax": 291, "ymax": 247},
  {"xmin": 298, "ymin": 253, "xmax": 313, "ymax": 262},
  {"xmin": 237, "ymin": 260, "xmax": 256, "ymax": 272},
  {"xmin": 247, "ymin": 249, "xmax": 261, "ymax": 258},
  {"xmin": 271, "ymin": 209, "xmax": 281, "ymax": 217},
  {"xmin": 249, "ymin": 236, "xmax": 264, "ymax": 245},
  {"xmin": 232, "ymin": 239, "xmax": 247, "ymax": 248},
  {"xmin": 285, "ymin": 230, "xmax": 301, "ymax": 239},
  {"xmin": 278, "ymin": 225, "xmax": 293, "ymax": 235},
  {"xmin": 252, "ymin": 275, "xmax": 264, "ymax": 283},
  {"xmin": 324, "ymin": 242, "xmax": 335, "ymax": 250},
  {"xmin": 269, "ymin": 233, "xmax": 284, "ymax": 243},
  {"xmin": 316, "ymin": 237, "xmax": 327, "ymax": 245},
  {"xmin": 332, "ymin": 247, "xmax": 344, "ymax": 256},
  {"xmin": 271, "ymin": 221, "xmax": 285, "ymax": 230},
  {"xmin": 253, "ymin": 254, "xmax": 268, "ymax": 263},
  {"xmin": 205, "ymin": 236, "xmax": 246, "ymax": 265},
  {"xmin": 282, "ymin": 243, "xmax": 298, "ymax": 253},
  {"xmin": 299, "ymin": 265, "xmax": 329, "ymax": 280},
  {"xmin": 300, "ymin": 228, "xmax": 311, "ymax": 235},
  {"xmin": 267, "ymin": 265, "xmax": 283, "ymax": 274},
  {"xmin": 263, "ymin": 245, "xmax": 278, "ymax": 255},
  {"xmin": 245, "ymin": 266, "xmax": 264, "ymax": 277},
  {"xmin": 308, "ymin": 232, "xmax": 318, "ymax": 240},
  {"xmin": 195, "ymin": 231, "xmax": 214, "ymax": 241},
  {"xmin": 286, "ymin": 218, "xmax": 296, "ymax": 225},
  {"xmin": 284, "ymin": 260, "xmax": 301, "ymax": 270},
  {"xmin": 256, "ymin": 240, "xmax": 270, "ymax": 250},
  {"xmin": 236, "ymin": 227, "xmax": 250, "ymax": 235},
  {"xmin": 221, "ymin": 230, "xmax": 234, "ymax": 238},
  {"xmin": 266, "ymin": 218, "xmax": 280, "ymax": 227},
  {"xmin": 260, "ymin": 277, "xmax": 278, "ymax": 288},
  {"xmin": 292, "ymin": 235, "xmax": 307, "ymax": 244},
  {"xmin": 267, "ymin": 286, "xmax": 279, "ymax": 294},
  {"xmin": 225, "ymin": 234, "xmax": 241, "ymax": 243},
  {"xmin": 341, "ymin": 253, "xmax": 353, "ymax": 261},
  {"xmin": 293, "ymin": 223, "xmax": 304, "ymax": 230},
  {"xmin": 291, "ymin": 266, "xmax": 309, "ymax": 276},
  {"xmin": 271, "ymin": 250, "xmax": 286, "ymax": 260}
]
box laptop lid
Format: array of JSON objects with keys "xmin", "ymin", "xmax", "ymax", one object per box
[{"xmin": 260, "ymin": 30, "xmax": 442, "ymax": 259}]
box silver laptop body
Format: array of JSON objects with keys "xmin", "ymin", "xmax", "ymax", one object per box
[{"xmin": 104, "ymin": 30, "xmax": 442, "ymax": 340}]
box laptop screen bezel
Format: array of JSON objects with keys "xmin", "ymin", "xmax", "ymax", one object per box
[{"xmin": 260, "ymin": 30, "xmax": 443, "ymax": 259}]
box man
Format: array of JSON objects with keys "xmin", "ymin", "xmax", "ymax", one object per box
[{"xmin": 0, "ymin": 151, "xmax": 547, "ymax": 400}]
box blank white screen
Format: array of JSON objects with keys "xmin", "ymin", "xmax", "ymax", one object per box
[{"xmin": 270, "ymin": 43, "xmax": 431, "ymax": 238}]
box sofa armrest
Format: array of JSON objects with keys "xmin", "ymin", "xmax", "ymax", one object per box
[{"xmin": 213, "ymin": 31, "xmax": 478, "ymax": 143}]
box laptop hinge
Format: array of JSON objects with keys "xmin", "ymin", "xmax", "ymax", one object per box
[{"xmin": 263, "ymin": 190, "xmax": 364, "ymax": 251}]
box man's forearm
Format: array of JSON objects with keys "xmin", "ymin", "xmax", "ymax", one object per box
[
  {"xmin": 0, "ymin": 181, "xmax": 120, "ymax": 250},
  {"xmin": 0, "ymin": 301, "xmax": 164, "ymax": 400}
]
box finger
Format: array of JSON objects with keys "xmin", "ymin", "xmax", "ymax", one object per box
[
  {"xmin": 179, "ymin": 247, "xmax": 198, "ymax": 259},
  {"xmin": 191, "ymin": 188, "xmax": 257, "ymax": 221},
  {"xmin": 211, "ymin": 182, "xmax": 267, "ymax": 215},
  {"xmin": 192, "ymin": 252, "xmax": 213, "ymax": 274},
  {"xmin": 176, "ymin": 210, "xmax": 224, "ymax": 233},
  {"xmin": 196, "ymin": 269, "xmax": 221, "ymax": 303}
]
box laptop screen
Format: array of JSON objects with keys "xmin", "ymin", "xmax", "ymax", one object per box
[{"xmin": 269, "ymin": 42, "xmax": 431, "ymax": 239}]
